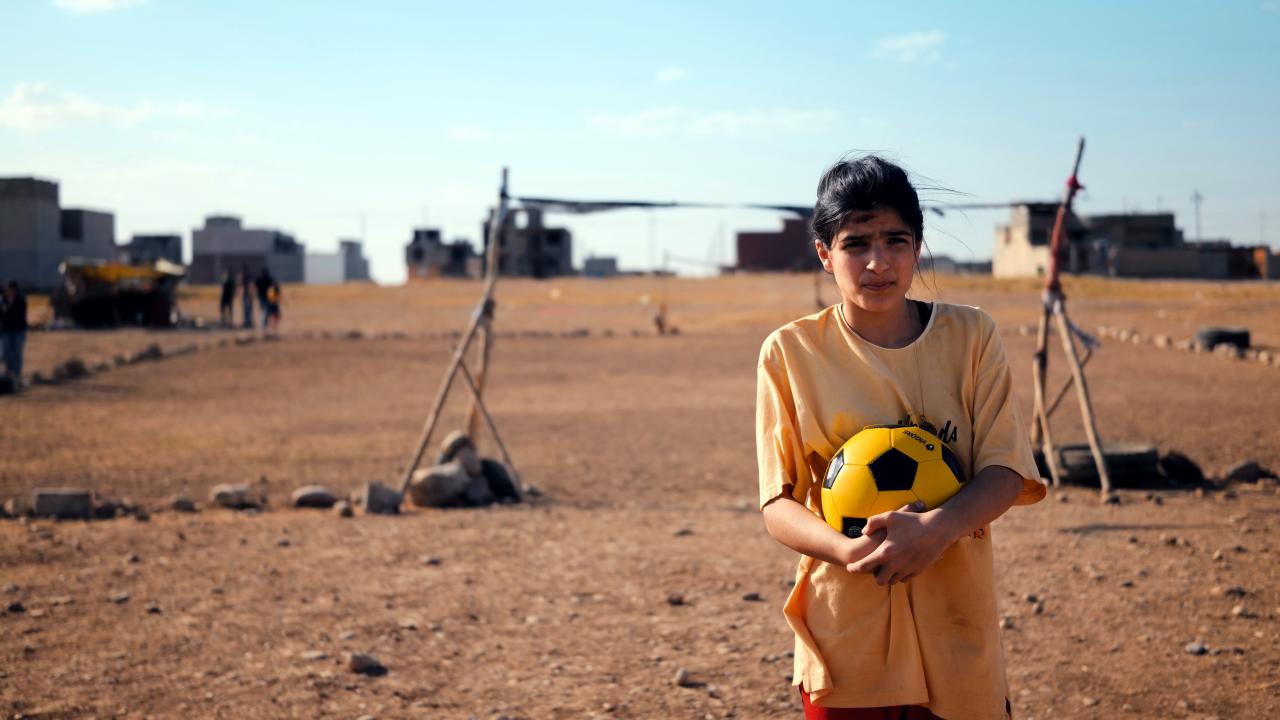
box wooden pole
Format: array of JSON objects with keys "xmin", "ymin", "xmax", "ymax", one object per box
[
  {"xmin": 398, "ymin": 169, "xmax": 510, "ymax": 496},
  {"xmin": 1030, "ymin": 308, "xmax": 1063, "ymax": 486},
  {"xmin": 465, "ymin": 312, "xmax": 494, "ymax": 438},
  {"xmin": 1046, "ymin": 139, "xmax": 1086, "ymax": 296},
  {"xmin": 1044, "ymin": 347, "xmax": 1092, "ymax": 418},
  {"xmin": 465, "ymin": 170, "xmax": 509, "ymax": 439},
  {"xmin": 397, "ymin": 298, "xmax": 494, "ymax": 495},
  {"xmin": 1031, "ymin": 137, "xmax": 1092, "ymax": 494},
  {"xmin": 458, "ymin": 363, "xmax": 520, "ymax": 488},
  {"xmin": 1054, "ymin": 301, "xmax": 1113, "ymax": 496}
]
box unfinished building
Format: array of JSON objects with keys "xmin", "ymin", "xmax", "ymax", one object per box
[
  {"xmin": 190, "ymin": 215, "xmax": 305, "ymax": 284},
  {"xmin": 736, "ymin": 217, "xmax": 813, "ymax": 272},
  {"xmin": 306, "ymin": 239, "xmax": 372, "ymax": 284},
  {"xmin": 481, "ymin": 207, "xmax": 573, "ymax": 278},
  {"xmin": 0, "ymin": 177, "xmax": 118, "ymax": 291},
  {"xmin": 405, "ymin": 228, "xmax": 479, "ymax": 280},
  {"xmin": 992, "ymin": 204, "xmax": 1276, "ymax": 280}
]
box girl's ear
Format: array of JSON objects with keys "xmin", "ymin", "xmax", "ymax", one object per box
[{"xmin": 814, "ymin": 239, "xmax": 834, "ymax": 274}]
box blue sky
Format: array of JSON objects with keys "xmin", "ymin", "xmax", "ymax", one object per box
[{"xmin": 2, "ymin": 0, "xmax": 1277, "ymax": 283}]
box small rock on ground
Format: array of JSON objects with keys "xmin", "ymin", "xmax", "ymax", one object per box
[
  {"xmin": 346, "ymin": 652, "xmax": 387, "ymax": 676},
  {"xmin": 291, "ymin": 485, "xmax": 338, "ymax": 509},
  {"xmin": 209, "ymin": 483, "xmax": 260, "ymax": 510}
]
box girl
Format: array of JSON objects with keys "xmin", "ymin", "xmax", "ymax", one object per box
[{"xmin": 756, "ymin": 156, "xmax": 1045, "ymax": 720}]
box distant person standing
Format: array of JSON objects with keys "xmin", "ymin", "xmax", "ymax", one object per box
[
  {"xmin": 255, "ymin": 267, "xmax": 275, "ymax": 330},
  {"xmin": 240, "ymin": 267, "xmax": 255, "ymax": 329},
  {"xmin": 219, "ymin": 269, "xmax": 235, "ymax": 326},
  {"xmin": 1, "ymin": 280, "xmax": 28, "ymax": 383},
  {"xmin": 265, "ymin": 280, "xmax": 283, "ymax": 333}
]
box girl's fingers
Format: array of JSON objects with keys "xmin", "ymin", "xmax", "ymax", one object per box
[{"xmin": 846, "ymin": 547, "xmax": 887, "ymax": 574}]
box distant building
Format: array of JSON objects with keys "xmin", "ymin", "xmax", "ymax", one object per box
[
  {"xmin": 582, "ymin": 255, "xmax": 618, "ymax": 278},
  {"xmin": 736, "ymin": 218, "xmax": 812, "ymax": 272},
  {"xmin": 0, "ymin": 177, "xmax": 118, "ymax": 291},
  {"xmin": 190, "ymin": 215, "xmax": 304, "ymax": 284},
  {"xmin": 306, "ymin": 239, "xmax": 372, "ymax": 284},
  {"xmin": 120, "ymin": 234, "xmax": 183, "ymax": 265},
  {"xmin": 339, "ymin": 240, "xmax": 371, "ymax": 281},
  {"xmin": 994, "ymin": 204, "xmax": 1270, "ymax": 280},
  {"xmin": 920, "ymin": 254, "xmax": 991, "ymax": 275},
  {"xmin": 405, "ymin": 228, "xmax": 479, "ymax": 280},
  {"xmin": 482, "ymin": 207, "xmax": 573, "ymax": 278},
  {"xmin": 992, "ymin": 203, "xmax": 1087, "ymax": 278}
]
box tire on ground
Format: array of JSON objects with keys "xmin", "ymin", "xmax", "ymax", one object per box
[
  {"xmin": 1194, "ymin": 326, "xmax": 1250, "ymax": 351},
  {"xmin": 1056, "ymin": 443, "xmax": 1160, "ymax": 488}
]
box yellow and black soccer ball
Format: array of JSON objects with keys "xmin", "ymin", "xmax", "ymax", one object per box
[{"xmin": 821, "ymin": 424, "xmax": 966, "ymax": 539}]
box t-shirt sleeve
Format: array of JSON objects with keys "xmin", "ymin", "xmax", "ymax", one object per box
[
  {"xmin": 972, "ymin": 317, "xmax": 1046, "ymax": 505},
  {"xmin": 756, "ymin": 338, "xmax": 811, "ymax": 509}
]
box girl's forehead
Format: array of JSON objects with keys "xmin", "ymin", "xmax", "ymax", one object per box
[{"xmin": 838, "ymin": 207, "xmax": 909, "ymax": 232}]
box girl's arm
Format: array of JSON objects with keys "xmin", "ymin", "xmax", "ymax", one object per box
[
  {"xmin": 762, "ymin": 486, "xmax": 921, "ymax": 567},
  {"xmin": 845, "ymin": 465, "xmax": 1024, "ymax": 585}
]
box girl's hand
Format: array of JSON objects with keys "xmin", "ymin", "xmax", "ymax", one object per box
[{"xmin": 845, "ymin": 501, "xmax": 949, "ymax": 585}]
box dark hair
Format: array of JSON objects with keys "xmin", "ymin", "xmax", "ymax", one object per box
[{"xmin": 810, "ymin": 155, "xmax": 924, "ymax": 249}]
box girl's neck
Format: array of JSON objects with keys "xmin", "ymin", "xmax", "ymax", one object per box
[{"xmin": 841, "ymin": 298, "xmax": 922, "ymax": 349}]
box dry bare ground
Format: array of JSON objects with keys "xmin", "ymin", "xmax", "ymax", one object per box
[{"xmin": 2, "ymin": 274, "xmax": 1279, "ymax": 719}]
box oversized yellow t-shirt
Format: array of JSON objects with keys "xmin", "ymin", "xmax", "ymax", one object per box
[{"xmin": 756, "ymin": 302, "xmax": 1045, "ymax": 719}]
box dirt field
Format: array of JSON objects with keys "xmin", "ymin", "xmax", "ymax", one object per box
[{"xmin": 3, "ymin": 274, "xmax": 1279, "ymax": 719}]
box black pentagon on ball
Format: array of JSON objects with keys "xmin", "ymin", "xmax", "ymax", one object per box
[
  {"xmin": 841, "ymin": 517, "xmax": 868, "ymax": 539},
  {"xmin": 868, "ymin": 447, "xmax": 918, "ymax": 491},
  {"xmin": 823, "ymin": 450, "xmax": 845, "ymax": 490},
  {"xmin": 941, "ymin": 444, "xmax": 967, "ymax": 484}
]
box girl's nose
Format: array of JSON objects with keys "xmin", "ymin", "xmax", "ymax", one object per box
[{"xmin": 866, "ymin": 244, "xmax": 888, "ymax": 271}]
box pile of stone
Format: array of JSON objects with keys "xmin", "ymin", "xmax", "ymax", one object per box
[
  {"xmin": 1094, "ymin": 325, "xmax": 1279, "ymax": 368},
  {"xmin": 3, "ymin": 430, "xmax": 530, "ymax": 521}
]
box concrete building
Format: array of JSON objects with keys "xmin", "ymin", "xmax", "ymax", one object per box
[
  {"xmin": 0, "ymin": 177, "xmax": 118, "ymax": 291},
  {"xmin": 992, "ymin": 203, "xmax": 1087, "ymax": 278},
  {"xmin": 736, "ymin": 218, "xmax": 813, "ymax": 272},
  {"xmin": 482, "ymin": 207, "xmax": 573, "ymax": 278},
  {"xmin": 582, "ymin": 255, "xmax": 619, "ymax": 278},
  {"xmin": 306, "ymin": 239, "xmax": 371, "ymax": 284},
  {"xmin": 406, "ymin": 228, "xmax": 479, "ymax": 280},
  {"xmin": 994, "ymin": 204, "xmax": 1272, "ymax": 280},
  {"xmin": 339, "ymin": 240, "xmax": 371, "ymax": 281},
  {"xmin": 920, "ymin": 254, "xmax": 992, "ymax": 275},
  {"xmin": 190, "ymin": 215, "xmax": 304, "ymax": 284},
  {"xmin": 120, "ymin": 234, "xmax": 183, "ymax": 265}
]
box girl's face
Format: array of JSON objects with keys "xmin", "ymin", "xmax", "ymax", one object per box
[{"xmin": 816, "ymin": 207, "xmax": 919, "ymax": 315}]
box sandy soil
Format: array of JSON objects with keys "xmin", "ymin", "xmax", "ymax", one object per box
[{"xmin": 2, "ymin": 274, "xmax": 1279, "ymax": 719}]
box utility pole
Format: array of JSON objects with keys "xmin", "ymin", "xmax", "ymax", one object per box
[
  {"xmin": 648, "ymin": 210, "xmax": 656, "ymax": 273},
  {"xmin": 1191, "ymin": 190, "xmax": 1203, "ymax": 242}
]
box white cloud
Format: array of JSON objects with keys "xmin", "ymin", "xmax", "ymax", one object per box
[
  {"xmin": 656, "ymin": 67, "xmax": 686, "ymax": 84},
  {"xmin": 870, "ymin": 30, "xmax": 946, "ymax": 63},
  {"xmin": 53, "ymin": 0, "xmax": 146, "ymax": 14},
  {"xmin": 0, "ymin": 82, "xmax": 215, "ymax": 131},
  {"xmin": 589, "ymin": 107, "xmax": 840, "ymax": 137},
  {"xmin": 446, "ymin": 126, "xmax": 492, "ymax": 142},
  {"xmin": 1263, "ymin": 1, "xmax": 1279, "ymax": 13}
]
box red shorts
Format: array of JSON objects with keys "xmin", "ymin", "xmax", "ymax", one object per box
[{"xmin": 800, "ymin": 690, "xmax": 944, "ymax": 720}]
